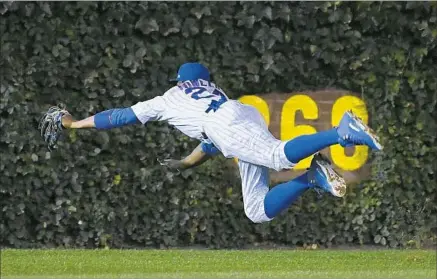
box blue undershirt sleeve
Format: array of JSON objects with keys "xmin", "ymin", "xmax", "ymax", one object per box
[
  {"xmin": 201, "ymin": 142, "xmax": 220, "ymax": 156},
  {"xmin": 94, "ymin": 108, "xmax": 140, "ymax": 130}
]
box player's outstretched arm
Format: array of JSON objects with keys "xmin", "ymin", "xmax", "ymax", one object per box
[
  {"xmin": 38, "ymin": 106, "xmax": 141, "ymax": 150},
  {"xmin": 61, "ymin": 94, "xmax": 166, "ymax": 130},
  {"xmin": 61, "ymin": 108, "xmax": 140, "ymax": 129},
  {"xmin": 39, "ymin": 96, "xmax": 166, "ymax": 150}
]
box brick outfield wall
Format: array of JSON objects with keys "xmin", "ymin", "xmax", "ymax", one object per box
[{"xmin": 240, "ymin": 90, "xmax": 372, "ymax": 185}]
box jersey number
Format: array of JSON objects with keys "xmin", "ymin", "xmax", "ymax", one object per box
[{"xmin": 185, "ymin": 87, "xmax": 227, "ymax": 113}]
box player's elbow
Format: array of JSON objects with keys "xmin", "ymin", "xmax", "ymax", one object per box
[
  {"xmin": 110, "ymin": 108, "xmax": 141, "ymax": 126},
  {"xmin": 94, "ymin": 108, "xmax": 140, "ymax": 130}
]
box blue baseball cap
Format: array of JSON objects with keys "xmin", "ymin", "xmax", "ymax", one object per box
[{"xmin": 170, "ymin": 62, "xmax": 210, "ymax": 82}]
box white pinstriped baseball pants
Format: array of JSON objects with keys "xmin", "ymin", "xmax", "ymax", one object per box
[{"xmin": 203, "ymin": 101, "xmax": 294, "ymax": 223}]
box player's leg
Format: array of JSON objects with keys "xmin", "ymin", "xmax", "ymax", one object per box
[
  {"xmin": 263, "ymin": 172, "xmax": 311, "ymax": 219},
  {"xmin": 264, "ymin": 153, "xmax": 346, "ymax": 219},
  {"xmin": 283, "ymin": 110, "xmax": 383, "ymax": 164},
  {"xmin": 237, "ymin": 160, "xmax": 272, "ymax": 223},
  {"xmin": 239, "ymin": 153, "xmax": 346, "ymax": 222},
  {"xmin": 205, "ymin": 103, "xmax": 382, "ymax": 171},
  {"xmin": 282, "ymin": 128, "xmax": 338, "ymax": 164}
]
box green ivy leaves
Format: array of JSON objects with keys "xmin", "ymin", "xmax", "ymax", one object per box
[{"xmin": 0, "ymin": 1, "xmax": 436, "ymax": 249}]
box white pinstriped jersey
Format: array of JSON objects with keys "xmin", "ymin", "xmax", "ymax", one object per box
[
  {"xmin": 131, "ymin": 79, "xmax": 228, "ymax": 142},
  {"xmin": 131, "ymin": 79, "xmax": 294, "ymax": 223},
  {"xmin": 131, "ymin": 79, "xmax": 293, "ymax": 171}
]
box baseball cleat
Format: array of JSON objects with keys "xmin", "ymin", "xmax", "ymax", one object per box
[
  {"xmin": 308, "ymin": 153, "xmax": 347, "ymax": 198},
  {"xmin": 337, "ymin": 110, "xmax": 383, "ymax": 151}
]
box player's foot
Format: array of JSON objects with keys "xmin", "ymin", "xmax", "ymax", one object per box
[
  {"xmin": 308, "ymin": 153, "xmax": 347, "ymax": 197},
  {"xmin": 336, "ymin": 110, "xmax": 383, "ymax": 151}
]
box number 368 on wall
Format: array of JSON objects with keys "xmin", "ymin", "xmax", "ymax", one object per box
[{"xmin": 239, "ymin": 94, "xmax": 369, "ymax": 171}]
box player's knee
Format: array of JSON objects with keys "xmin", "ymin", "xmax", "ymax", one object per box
[
  {"xmin": 245, "ymin": 210, "xmax": 266, "ymax": 223},
  {"xmin": 243, "ymin": 193, "xmax": 272, "ymax": 224}
]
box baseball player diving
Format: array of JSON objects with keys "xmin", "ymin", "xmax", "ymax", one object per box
[{"xmin": 39, "ymin": 62, "xmax": 383, "ymax": 223}]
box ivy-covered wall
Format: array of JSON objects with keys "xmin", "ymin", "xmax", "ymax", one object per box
[{"xmin": 1, "ymin": 1, "xmax": 436, "ymax": 248}]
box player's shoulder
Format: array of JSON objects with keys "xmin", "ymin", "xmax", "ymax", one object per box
[{"xmin": 163, "ymin": 85, "xmax": 183, "ymax": 97}]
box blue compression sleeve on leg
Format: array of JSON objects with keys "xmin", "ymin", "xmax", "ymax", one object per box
[
  {"xmin": 284, "ymin": 128, "xmax": 339, "ymax": 164},
  {"xmin": 264, "ymin": 173, "xmax": 310, "ymax": 218},
  {"xmin": 94, "ymin": 108, "xmax": 140, "ymax": 130}
]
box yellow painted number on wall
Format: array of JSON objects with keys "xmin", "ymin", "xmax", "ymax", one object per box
[
  {"xmin": 330, "ymin": 96, "xmax": 369, "ymax": 170},
  {"xmin": 281, "ymin": 95, "xmax": 318, "ymax": 169}
]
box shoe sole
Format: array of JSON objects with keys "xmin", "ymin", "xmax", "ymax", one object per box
[
  {"xmin": 346, "ymin": 110, "xmax": 383, "ymax": 151},
  {"xmin": 316, "ymin": 158, "xmax": 347, "ymax": 197}
]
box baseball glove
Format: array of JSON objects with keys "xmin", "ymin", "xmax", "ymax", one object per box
[{"xmin": 38, "ymin": 106, "xmax": 70, "ymax": 151}]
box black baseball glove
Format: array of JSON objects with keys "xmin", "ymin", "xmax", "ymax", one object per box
[{"xmin": 38, "ymin": 106, "xmax": 70, "ymax": 151}]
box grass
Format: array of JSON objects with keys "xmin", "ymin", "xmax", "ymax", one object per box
[{"xmin": 1, "ymin": 249, "xmax": 435, "ymax": 279}]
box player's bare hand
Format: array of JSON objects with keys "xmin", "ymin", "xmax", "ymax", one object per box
[
  {"xmin": 61, "ymin": 114, "xmax": 73, "ymax": 129},
  {"xmin": 157, "ymin": 158, "xmax": 183, "ymax": 170}
]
